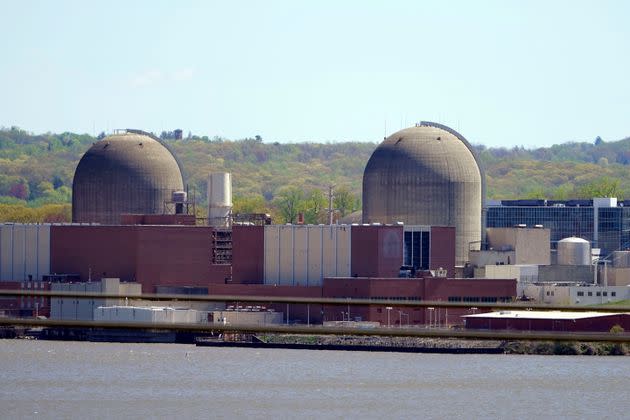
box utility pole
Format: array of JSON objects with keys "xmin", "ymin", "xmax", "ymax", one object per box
[{"xmin": 327, "ymin": 185, "xmax": 335, "ymax": 225}]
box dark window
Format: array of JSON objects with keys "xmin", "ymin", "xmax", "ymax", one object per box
[
  {"xmin": 404, "ymin": 230, "xmax": 430, "ymax": 270},
  {"xmin": 612, "ymin": 292, "xmax": 617, "ymax": 297}
]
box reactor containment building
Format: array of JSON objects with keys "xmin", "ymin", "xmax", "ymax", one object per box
[
  {"xmin": 362, "ymin": 122, "xmax": 484, "ymax": 265},
  {"xmin": 72, "ymin": 130, "xmax": 184, "ymax": 224}
]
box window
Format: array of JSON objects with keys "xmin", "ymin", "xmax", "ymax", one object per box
[
  {"xmin": 596, "ymin": 292, "xmax": 601, "ymax": 297},
  {"xmin": 403, "ymin": 230, "xmax": 430, "ymax": 270},
  {"xmin": 612, "ymin": 292, "xmax": 617, "ymax": 297},
  {"xmin": 577, "ymin": 291, "xmax": 584, "ymax": 297},
  {"xmin": 603, "ymin": 292, "xmax": 608, "ymax": 297},
  {"xmin": 588, "ymin": 292, "xmax": 593, "ymax": 296}
]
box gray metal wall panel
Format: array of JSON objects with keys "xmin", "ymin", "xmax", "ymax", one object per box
[
  {"xmin": 264, "ymin": 226, "xmax": 280, "ymax": 285},
  {"xmin": 307, "ymin": 226, "xmax": 323, "ymax": 286},
  {"xmin": 264, "ymin": 224, "xmax": 353, "ymax": 287},
  {"xmin": 293, "ymin": 227, "xmax": 308, "ymax": 286},
  {"xmin": 12, "ymin": 225, "xmax": 25, "ymax": 282},
  {"xmin": 279, "ymin": 226, "xmax": 294, "ymax": 286},
  {"xmin": 24, "ymin": 225, "xmax": 38, "ymax": 280},
  {"xmin": 322, "ymin": 226, "xmax": 338, "ymax": 279},
  {"xmin": 37, "ymin": 225, "xmax": 51, "ymax": 280},
  {"xmin": 336, "ymin": 226, "xmax": 351, "ymax": 277},
  {"xmin": 0, "ymin": 225, "xmax": 12, "ymax": 281}
]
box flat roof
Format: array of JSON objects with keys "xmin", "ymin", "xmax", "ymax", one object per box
[{"xmin": 463, "ymin": 310, "xmax": 627, "ymax": 320}]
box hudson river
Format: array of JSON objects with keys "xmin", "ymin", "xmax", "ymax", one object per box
[{"xmin": 1, "ymin": 340, "xmax": 629, "ymax": 419}]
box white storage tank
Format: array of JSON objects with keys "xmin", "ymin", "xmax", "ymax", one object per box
[
  {"xmin": 557, "ymin": 237, "xmax": 591, "ymax": 266},
  {"xmin": 207, "ymin": 172, "xmax": 232, "ymax": 227}
]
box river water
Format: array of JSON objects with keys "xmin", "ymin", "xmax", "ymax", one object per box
[{"xmin": 1, "ymin": 340, "xmax": 628, "ymax": 419}]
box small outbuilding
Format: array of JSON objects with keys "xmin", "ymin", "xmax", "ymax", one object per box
[{"xmin": 463, "ymin": 310, "xmax": 630, "ymax": 333}]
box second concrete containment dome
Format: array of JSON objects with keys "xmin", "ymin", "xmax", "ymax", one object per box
[
  {"xmin": 362, "ymin": 122, "xmax": 483, "ymax": 265},
  {"xmin": 72, "ymin": 131, "xmax": 184, "ymax": 224}
]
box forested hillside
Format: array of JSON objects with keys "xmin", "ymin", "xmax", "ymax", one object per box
[{"xmin": 1, "ymin": 126, "xmax": 629, "ymax": 222}]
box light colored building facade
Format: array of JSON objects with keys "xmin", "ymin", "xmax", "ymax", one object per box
[
  {"xmin": 50, "ymin": 278, "xmax": 141, "ymax": 320},
  {"xmin": 518, "ymin": 283, "xmax": 630, "ymax": 305}
]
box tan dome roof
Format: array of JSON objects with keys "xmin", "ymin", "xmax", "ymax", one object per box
[
  {"xmin": 362, "ymin": 122, "xmax": 483, "ymax": 265},
  {"xmin": 72, "ymin": 131, "xmax": 184, "ymax": 224}
]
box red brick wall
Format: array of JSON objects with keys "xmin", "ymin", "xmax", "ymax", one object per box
[
  {"xmin": 350, "ymin": 226, "xmax": 378, "ymax": 277},
  {"xmin": 351, "ymin": 225, "xmax": 403, "ymax": 277},
  {"xmin": 465, "ymin": 314, "xmax": 630, "ymax": 332},
  {"xmin": 0, "ymin": 282, "xmax": 23, "ymax": 317},
  {"xmin": 135, "ymin": 226, "xmax": 231, "ymax": 290},
  {"xmin": 51, "ymin": 225, "xmax": 138, "ymax": 282},
  {"xmin": 0, "ymin": 281, "xmax": 51, "ymax": 317},
  {"xmin": 322, "ymin": 276, "xmax": 516, "ymax": 326},
  {"xmin": 231, "ymin": 226, "xmax": 264, "ymax": 284},
  {"xmin": 50, "ymin": 225, "xmax": 231, "ymax": 292},
  {"xmin": 430, "ymin": 226, "xmax": 456, "ymax": 276}
]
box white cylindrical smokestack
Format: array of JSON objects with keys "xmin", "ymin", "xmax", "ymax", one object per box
[{"xmin": 208, "ymin": 172, "xmax": 232, "ymax": 227}]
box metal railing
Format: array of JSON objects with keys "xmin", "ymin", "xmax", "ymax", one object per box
[{"xmin": 1, "ymin": 289, "xmax": 629, "ymax": 312}]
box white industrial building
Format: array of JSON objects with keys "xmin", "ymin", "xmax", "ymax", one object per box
[
  {"xmin": 95, "ymin": 306, "xmax": 206, "ymax": 324},
  {"xmin": 211, "ymin": 308, "xmax": 283, "ymax": 326},
  {"xmin": 0, "ymin": 223, "xmax": 51, "ymax": 282},
  {"xmin": 519, "ymin": 283, "xmax": 630, "ymax": 305},
  {"xmin": 263, "ymin": 224, "xmax": 352, "ymax": 286},
  {"xmin": 50, "ymin": 278, "xmax": 142, "ymax": 321}
]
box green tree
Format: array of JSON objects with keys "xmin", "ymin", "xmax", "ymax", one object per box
[
  {"xmin": 577, "ymin": 177, "xmax": 623, "ymax": 199},
  {"xmin": 273, "ymin": 186, "xmax": 304, "ymax": 224},
  {"xmin": 302, "ymin": 189, "xmax": 327, "ymax": 224},
  {"xmin": 233, "ymin": 194, "xmax": 268, "ymax": 214},
  {"xmin": 333, "ymin": 186, "xmax": 359, "ymax": 217}
]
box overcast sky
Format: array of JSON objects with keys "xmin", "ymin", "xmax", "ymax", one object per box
[{"xmin": 2, "ymin": 0, "xmax": 629, "ymax": 147}]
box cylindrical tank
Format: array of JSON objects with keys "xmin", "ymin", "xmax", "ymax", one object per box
[
  {"xmin": 207, "ymin": 172, "xmax": 233, "ymax": 227},
  {"xmin": 362, "ymin": 122, "xmax": 483, "ymax": 265},
  {"xmin": 72, "ymin": 131, "xmax": 184, "ymax": 224},
  {"xmin": 557, "ymin": 237, "xmax": 591, "ymax": 266}
]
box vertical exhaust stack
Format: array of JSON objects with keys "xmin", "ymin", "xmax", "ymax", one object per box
[{"xmin": 208, "ymin": 172, "xmax": 233, "ymax": 227}]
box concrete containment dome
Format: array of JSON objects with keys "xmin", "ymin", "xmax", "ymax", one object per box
[
  {"xmin": 72, "ymin": 131, "xmax": 184, "ymax": 224},
  {"xmin": 362, "ymin": 122, "xmax": 483, "ymax": 265}
]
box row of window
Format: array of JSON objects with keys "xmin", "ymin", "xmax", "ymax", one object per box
[
  {"xmin": 337, "ymin": 296, "xmax": 423, "ymax": 301},
  {"xmin": 447, "ymin": 296, "xmax": 512, "ymax": 303},
  {"xmin": 576, "ymin": 291, "xmax": 616, "ymax": 297}
]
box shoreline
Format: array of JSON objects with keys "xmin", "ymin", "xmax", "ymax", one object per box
[
  {"xmin": 2, "ymin": 326, "xmax": 628, "ymax": 355},
  {"xmin": 198, "ymin": 334, "xmax": 629, "ymax": 356}
]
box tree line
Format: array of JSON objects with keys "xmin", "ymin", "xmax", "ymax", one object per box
[{"xmin": 1, "ymin": 126, "xmax": 630, "ymax": 222}]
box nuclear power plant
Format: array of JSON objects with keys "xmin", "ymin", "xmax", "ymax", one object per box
[{"xmin": 2, "ymin": 124, "xmax": 629, "ymax": 334}]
